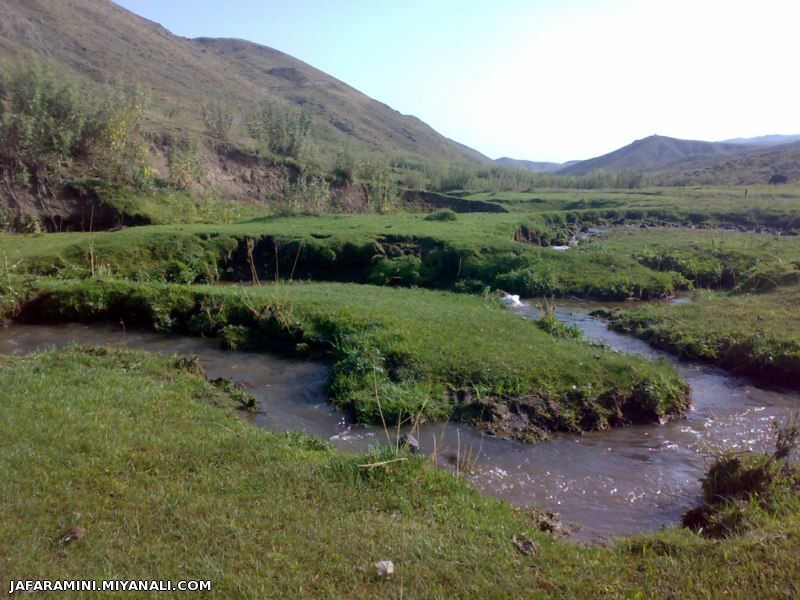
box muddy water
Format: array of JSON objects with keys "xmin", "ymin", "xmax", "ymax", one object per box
[{"xmin": 1, "ymin": 312, "xmax": 798, "ymax": 542}]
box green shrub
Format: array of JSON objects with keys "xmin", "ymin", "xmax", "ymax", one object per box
[
  {"xmin": 166, "ymin": 137, "xmax": 203, "ymax": 191},
  {"xmin": 0, "ymin": 62, "xmax": 152, "ymax": 192},
  {"xmin": 683, "ymin": 417, "xmax": 800, "ymax": 538},
  {"xmin": 247, "ymin": 100, "xmax": 311, "ymax": 158},
  {"xmin": 201, "ymin": 99, "xmax": 234, "ymax": 139},
  {"xmin": 424, "ymin": 209, "xmax": 458, "ymax": 222}
]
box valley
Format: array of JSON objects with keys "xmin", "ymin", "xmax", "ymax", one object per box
[{"xmin": 1, "ymin": 0, "xmax": 799, "ymax": 597}]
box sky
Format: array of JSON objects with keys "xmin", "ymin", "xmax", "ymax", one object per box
[{"xmin": 115, "ymin": 0, "xmax": 799, "ymax": 162}]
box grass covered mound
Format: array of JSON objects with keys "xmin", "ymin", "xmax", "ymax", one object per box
[
  {"xmin": 586, "ymin": 228, "xmax": 800, "ymax": 291},
  {"xmin": 0, "ymin": 214, "xmax": 688, "ymax": 300},
  {"xmin": 17, "ymin": 278, "xmax": 689, "ymax": 440},
  {"xmin": 3, "ymin": 347, "xmax": 800, "ymax": 598},
  {"xmin": 603, "ymin": 285, "xmax": 800, "ymax": 386}
]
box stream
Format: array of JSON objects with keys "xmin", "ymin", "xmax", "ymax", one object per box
[{"xmin": 1, "ymin": 302, "xmax": 797, "ymax": 542}]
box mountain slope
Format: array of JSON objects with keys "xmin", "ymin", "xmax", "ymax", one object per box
[
  {"xmin": 558, "ymin": 135, "xmax": 751, "ymax": 176},
  {"xmin": 652, "ymin": 141, "xmax": 800, "ymax": 184},
  {"xmin": 0, "ymin": 0, "xmax": 488, "ymax": 166},
  {"xmin": 721, "ymin": 134, "xmax": 800, "ymax": 146}
]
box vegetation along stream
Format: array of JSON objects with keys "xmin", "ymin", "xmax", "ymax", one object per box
[{"xmin": 3, "ymin": 295, "xmax": 796, "ymax": 543}]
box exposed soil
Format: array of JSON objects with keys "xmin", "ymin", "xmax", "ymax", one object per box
[{"xmin": 0, "ymin": 181, "xmax": 150, "ymax": 232}]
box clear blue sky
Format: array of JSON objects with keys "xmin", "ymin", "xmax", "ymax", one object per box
[{"xmin": 115, "ymin": 0, "xmax": 798, "ymax": 162}]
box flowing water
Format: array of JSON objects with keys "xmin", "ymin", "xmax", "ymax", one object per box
[{"xmin": 2, "ymin": 304, "xmax": 797, "ymax": 542}]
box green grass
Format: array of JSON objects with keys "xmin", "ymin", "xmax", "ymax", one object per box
[
  {"xmin": 463, "ymin": 185, "xmax": 800, "ymax": 220},
  {"xmin": 0, "ymin": 213, "xmax": 692, "ymax": 300},
  {"xmin": 585, "ymin": 228, "xmax": 800, "ymax": 290},
  {"xmin": 3, "ymin": 188, "xmax": 799, "ymax": 300},
  {"xmin": 16, "ymin": 278, "xmax": 689, "ymax": 439},
  {"xmin": 2, "ymin": 346, "xmax": 799, "ymax": 598},
  {"xmin": 603, "ymin": 285, "xmax": 800, "ymax": 386}
]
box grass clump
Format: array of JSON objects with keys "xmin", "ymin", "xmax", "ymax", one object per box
[
  {"xmin": 424, "ymin": 208, "xmax": 458, "ymax": 222},
  {"xmin": 683, "ymin": 417, "xmax": 800, "ymax": 538}
]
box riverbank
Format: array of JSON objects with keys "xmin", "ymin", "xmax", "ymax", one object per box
[
  {"xmin": 602, "ymin": 285, "xmax": 800, "ymax": 387},
  {"xmin": 6, "ymin": 277, "xmax": 690, "ymax": 440},
  {"xmin": 2, "ymin": 345, "xmax": 799, "ymax": 598}
]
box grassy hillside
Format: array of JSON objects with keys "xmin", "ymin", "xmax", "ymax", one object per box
[
  {"xmin": 559, "ymin": 135, "xmax": 750, "ymax": 176},
  {"xmin": 0, "ymin": 0, "xmax": 486, "ymax": 167},
  {"xmin": 651, "ymin": 141, "xmax": 800, "ymax": 185}
]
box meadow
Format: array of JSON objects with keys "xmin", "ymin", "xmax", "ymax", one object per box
[
  {"xmin": 2, "ymin": 184, "xmax": 800, "ymax": 598},
  {"xmin": 603, "ymin": 284, "xmax": 800, "ymax": 386},
  {"xmin": 2, "ymin": 346, "xmax": 798, "ymax": 598}
]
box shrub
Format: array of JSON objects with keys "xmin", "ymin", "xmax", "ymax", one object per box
[
  {"xmin": 682, "ymin": 416, "xmax": 800, "ymax": 537},
  {"xmin": 424, "ymin": 208, "xmax": 458, "ymax": 222},
  {"xmin": 201, "ymin": 99, "xmax": 234, "ymax": 140},
  {"xmin": 166, "ymin": 137, "xmax": 203, "ymax": 191},
  {"xmin": 276, "ymin": 174, "xmax": 331, "ymax": 214},
  {"xmin": 0, "ymin": 62, "xmax": 152, "ymax": 193},
  {"xmin": 247, "ymin": 100, "xmax": 311, "ymax": 158},
  {"xmin": 330, "ymin": 148, "xmax": 360, "ymax": 185}
]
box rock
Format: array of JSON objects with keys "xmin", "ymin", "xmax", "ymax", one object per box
[
  {"xmin": 532, "ymin": 509, "xmax": 569, "ymax": 537},
  {"xmin": 374, "ymin": 560, "xmax": 394, "ymax": 577},
  {"xmin": 512, "ymin": 534, "xmax": 537, "ymax": 556},
  {"xmin": 399, "ymin": 433, "xmax": 419, "ymax": 454},
  {"xmin": 58, "ymin": 526, "xmax": 86, "ymax": 545}
]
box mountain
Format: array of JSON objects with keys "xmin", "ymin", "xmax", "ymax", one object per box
[
  {"xmin": 651, "ymin": 141, "xmax": 800, "ymax": 184},
  {"xmin": 721, "ymin": 134, "xmax": 800, "ymax": 146},
  {"xmin": 0, "ymin": 0, "xmax": 488, "ymax": 166},
  {"xmin": 557, "ymin": 135, "xmax": 751, "ymax": 176},
  {"xmin": 493, "ymin": 157, "xmax": 566, "ymax": 173}
]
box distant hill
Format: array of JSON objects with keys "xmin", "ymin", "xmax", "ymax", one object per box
[
  {"xmin": 652, "ymin": 141, "xmax": 800, "ymax": 184},
  {"xmin": 493, "ymin": 157, "xmax": 567, "ymax": 172},
  {"xmin": 0, "ymin": 0, "xmax": 488, "ymax": 166},
  {"xmin": 721, "ymin": 134, "xmax": 800, "ymax": 146},
  {"xmin": 557, "ymin": 135, "xmax": 751, "ymax": 176}
]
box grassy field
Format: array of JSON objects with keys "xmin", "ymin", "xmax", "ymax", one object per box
[
  {"xmin": 462, "ymin": 185, "xmax": 800, "ymax": 220},
  {"xmin": 585, "ymin": 228, "xmax": 800, "ymax": 290},
  {"xmin": 0, "ymin": 215, "xmax": 686, "ymax": 299},
  {"xmin": 10, "ymin": 199, "xmax": 800, "ymax": 300},
  {"xmin": 10, "ymin": 277, "xmax": 689, "ymax": 440},
  {"xmin": 2, "ymin": 346, "xmax": 799, "ymax": 598},
  {"xmin": 602, "ymin": 285, "xmax": 800, "ymax": 387}
]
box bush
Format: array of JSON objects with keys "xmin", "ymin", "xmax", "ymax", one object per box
[
  {"xmin": 276, "ymin": 174, "xmax": 331, "ymax": 214},
  {"xmin": 201, "ymin": 99, "xmax": 234, "ymax": 139},
  {"xmin": 330, "ymin": 148, "xmax": 360, "ymax": 185},
  {"xmin": 682, "ymin": 416, "xmax": 800, "ymax": 537},
  {"xmin": 424, "ymin": 209, "xmax": 458, "ymax": 222},
  {"xmin": 0, "ymin": 62, "xmax": 152, "ymax": 193},
  {"xmin": 166, "ymin": 137, "xmax": 203, "ymax": 191},
  {"xmin": 247, "ymin": 100, "xmax": 311, "ymax": 158}
]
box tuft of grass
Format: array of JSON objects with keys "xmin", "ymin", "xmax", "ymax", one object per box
[
  {"xmin": 683, "ymin": 416, "xmax": 800, "ymax": 538},
  {"xmin": 424, "ymin": 208, "xmax": 458, "ymax": 222}
]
